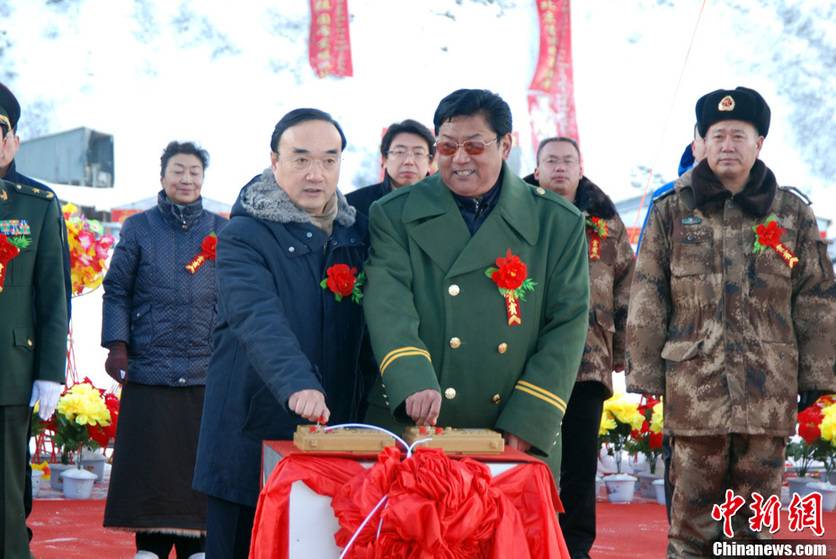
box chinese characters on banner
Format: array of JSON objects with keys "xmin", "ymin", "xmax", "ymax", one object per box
[
  {"xmin": 528, "ymin": 0, "xmax": 578, "ymax": 154},
  {"xmin": 309, "ymin": 0, "xmax": 353, "ymax": 78},
  {"xmin": 711, "ymin": 489, "xmax": 825, "ymax": 538}
]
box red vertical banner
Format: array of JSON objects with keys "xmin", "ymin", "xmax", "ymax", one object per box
[
  {"xmin": 309, "ymin": 0, "xmax": 353, "ymax": 78},
  {"xmin": 528, "ymin": 0, "xmax": 578, "ymax": 153}
]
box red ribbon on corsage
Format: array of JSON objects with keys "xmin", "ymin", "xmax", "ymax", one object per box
[
  {"xmin": 753, "ymin": 216, "xmax": 798, "ymax": 268},
  {"xmin": 0, "ymin": 233, "xmax": 21, "ymax": 292},
  {"xmin": 486, "ymin": 249, "xmax": 537, "ymax": 326},
  {"xmin": 320, "ymin": 263, "xmax": 365, "ymax": 304},
  {"xmin": 186, "ymin": 233, "xmax": 218, "ymax": 274},
  {"xmin": 586, "ymin": 216, "xmax": 609, "ymax": 260}
]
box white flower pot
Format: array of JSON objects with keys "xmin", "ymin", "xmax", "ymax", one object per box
[
  {"xmin": 637, "ymin": 472, "xmax": 663, "ymax": 499},
  {"xmin": 653, "ymin": 479, "xmax": 666, "ymax": 506},
  {"xmin": 31, "ymin": 468, "xmax": 44, "ymax": 498},
  {"xmin": 806, "ymin": 481, "xmax": 836, "ymax": 512},
  {"xmin": 49, "ymin": 463, "xmax": 74, "ymax": 491},
  {"xmin": 604, "ymin": 474, "xmax": 637, "ymax": 504},
  {"xmin": 80, "ymin": 449, "xmax": 107, "ymax": 482},
  {"xmin": 61, "ymin": 467, "xmax": 98, "ymax": 499},
  {"xmin": 787, "ymin": 477, "xmax": 814, "ymax": 500}
]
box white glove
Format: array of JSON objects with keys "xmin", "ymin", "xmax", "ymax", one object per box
[{"xmin": 29, "ymin": 380, "xmax": 63, "ymax": 421}]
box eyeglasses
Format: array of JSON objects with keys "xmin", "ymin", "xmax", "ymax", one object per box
[
  {"xmin": 386, "ymin": 150, "xmax": 430, "ymax": 160},
  {"xmin": 278, "ymin": 154, "xmax": 341, "ymax": 172},
  {"xmin": 539, "ymin": 157, "xmax": 579, "ymax": 169},
  {"xmin": 435, "ymin": 137, "xmax": 499, "ymax": 157}
]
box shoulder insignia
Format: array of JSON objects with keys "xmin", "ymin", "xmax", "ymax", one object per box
[
  {"xmin": 778, "ymin": 185, "xmax": 812, "ymax": 205},
  {"xmin": 651, "ymin": 186, "xmax": 676, "ymax": 203},
  {"xmin": 13, "ymin": 183, "xmax": 55, "ymax": 201}
]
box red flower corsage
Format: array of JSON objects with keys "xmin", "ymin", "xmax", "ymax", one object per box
[
  {"xmin": 186, "ymin": 233, "xmax": 218, "ymax": 274},
  {"xmin": 753, "ymin": 217, "xmax": 798, "ymax": 268},
  {"xmin": 321, "ymin": 263, "xmax": 365, "ymax": 304},
  {"xmin": 485, "ymin": 249, "xmax": 537, "ymax": 326},
  {"xmin": 0, "ymin": 233, "xmax": 21, "ymax": 292},
  {"xmin": 586, "ymin": 217, "xmax": 609, "ymax": 260}
]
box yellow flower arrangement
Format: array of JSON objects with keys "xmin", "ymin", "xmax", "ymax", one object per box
[
  {"xmin": 599, "ymin": 392, "xmax": 644, "ymax": 473},
  {"xmin": 48, "ymin": 381, "xmax": 113, "ymax": 465}
]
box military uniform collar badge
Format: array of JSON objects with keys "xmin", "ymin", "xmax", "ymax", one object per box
[
  {"xmin": 719, "ymin": 95, "xmax": 735, "ymax": 112},
  {"xmin": 0, "ymin": 189, "xmax": 7, "ymax": 202}
]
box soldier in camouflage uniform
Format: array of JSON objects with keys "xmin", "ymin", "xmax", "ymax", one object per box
[
  {"xmin": 626, "ymin": 86, "xmax": 836, "ymax": 558},
  {"xmin": 525, "ymin": 137, "xmax": 635, "ymax": 559}
]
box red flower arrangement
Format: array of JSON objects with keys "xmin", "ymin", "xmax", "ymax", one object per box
[
  {"xmin": 321, "ymin": 263, "xmax": 365, "ymax": 304},
  {"xmin": 485, "ymin": 249, "xmax": 536, "ymax": 326},
  {"xmin": 789, "ymin": 395, "xmax": 836, "ymax": 479},
  {"xmin": 753, "ymin": 216, "xmax": 798, "ymax": 268},
  {"xmin": 0, "ymin": 233, "xmax": 21, "ymax": 292},
  {"xmin": 627, "ymin": 396, "xmax": 664, "ymax": 475},
  {"xmin": 186, "ymin": 233, "xmax": 218, "ymax": 274}
]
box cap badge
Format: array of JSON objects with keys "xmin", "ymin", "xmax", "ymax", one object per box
[{"xmin": 718, "ymin": 95, "xmax": 735, "ymax": 112}]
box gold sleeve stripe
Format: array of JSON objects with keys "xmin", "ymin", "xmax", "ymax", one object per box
[
  {"xmin": 515, "ymin": 381, "xmax": 567, "ymax": 412},
  {"xmin": 379, "ymin": 347, "xmax": 432, "ymax": 375}
]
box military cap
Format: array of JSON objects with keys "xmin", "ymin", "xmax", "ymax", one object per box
[
  {"xmin": 0, "ymin": 81, "xmax": 21, "ymax": 132},
  {"xmin": 696, "ymin": 86, "xmax": 770, "ymax": 139}
]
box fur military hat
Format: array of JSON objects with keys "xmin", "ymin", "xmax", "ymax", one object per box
[
  {"xmin": 0, "ymin": 82, "xmax": 21, "ymax": 132},
  {"xmin": 696, "ymin": 86, "xmax": 770, "ymax": 138}
]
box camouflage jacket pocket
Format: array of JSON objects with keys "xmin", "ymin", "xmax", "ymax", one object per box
[
  {"xmin": 660, "ymin": 339, "xmax": 702, "ymax": 363},
  {"xmin": 671, "ymin": 225, "xmax": 713, "ymax": 277}
]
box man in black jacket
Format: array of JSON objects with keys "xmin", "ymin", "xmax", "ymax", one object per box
[{"xmin": 346, "ymin": 118, "xmax": 435, "ymax": 217}]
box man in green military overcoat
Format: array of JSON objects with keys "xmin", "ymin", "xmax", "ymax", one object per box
[
  {"xmin": 363, "ymin": 89, "xmax": 590, "ymax": 483},
  {"xmin": 0, "ymin": 175, "xmax": 67, "ymax": 558}
]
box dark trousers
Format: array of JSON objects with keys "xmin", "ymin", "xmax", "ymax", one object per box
[
  {"xmin": 1, "ymin": 405, "xmax": 31, "ymax": 558},
  {"xmin": 205, "ymin": 495, "xmax": 256, "ymax": 559},
  {"xmin": 559, "ymin": 381, "xmax": 607, "ymax": 558},
  {"xmin": 136, "ymin": 531, "xmax": 205, "ymax": 559},
  {"xmin": 25, "ymin": 408, "xmax": 32, "ymax": 543}
]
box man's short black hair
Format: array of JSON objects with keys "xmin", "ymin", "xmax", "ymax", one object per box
[
  {"xmin": 380, "ymin": 119, "xmax": 436, "ymax": 158},
  {"xmin": 160, "ymin": 141, "xmax": 210, "ymax": 178},
  {"xmin": 270, "ymin": 108, "xmax": 347, "ymax": 153},
  {"xmin": 536, "ymin": 136, "xmax": 580, "ymax": 165},
  {"xmin": 433, "ymin": 89, "xmax": 512, "ymax": 138}
]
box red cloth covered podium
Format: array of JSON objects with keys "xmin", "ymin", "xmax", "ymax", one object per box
[{"xmin": 250, "ymin": 441, "xmax": 570, "ymax": 559}]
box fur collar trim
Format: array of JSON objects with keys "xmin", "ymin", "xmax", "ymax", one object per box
[
  {"xmin": 575, "ymin": 177, "xmax": 616, "ymax": 219},
  {"xmin": 690, "ymin": 159, "xmax": 776, "ymax": 218},
  {"xmin": 237, "ymin": 168, "xmax": 356, "ymax": 226}
]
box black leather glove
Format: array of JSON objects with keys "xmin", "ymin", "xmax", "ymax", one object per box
[
  {"xmin": 798, "ymin": 390, "xmax": 830, "ymax": 413},
  {"xmin": 105, "ymin": 342, "xmax": 128, "ymax": 384}
]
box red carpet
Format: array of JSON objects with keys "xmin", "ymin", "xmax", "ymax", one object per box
[{"xmin": 29, "ymin": 490, "xmax": 836, "ymax": 558}]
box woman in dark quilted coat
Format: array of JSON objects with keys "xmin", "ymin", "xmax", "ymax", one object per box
[{"xmin": 101, "ymin": 141, "xmax": 227, "ymax": 559}]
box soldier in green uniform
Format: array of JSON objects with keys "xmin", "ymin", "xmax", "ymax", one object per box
[
  {"xmin": 0, "ymin": 170, "xmax": 68, "ymax": 555},
  {"xmin": 363, "ymin": 89, "xmax": 590, "ymax": 483}
]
